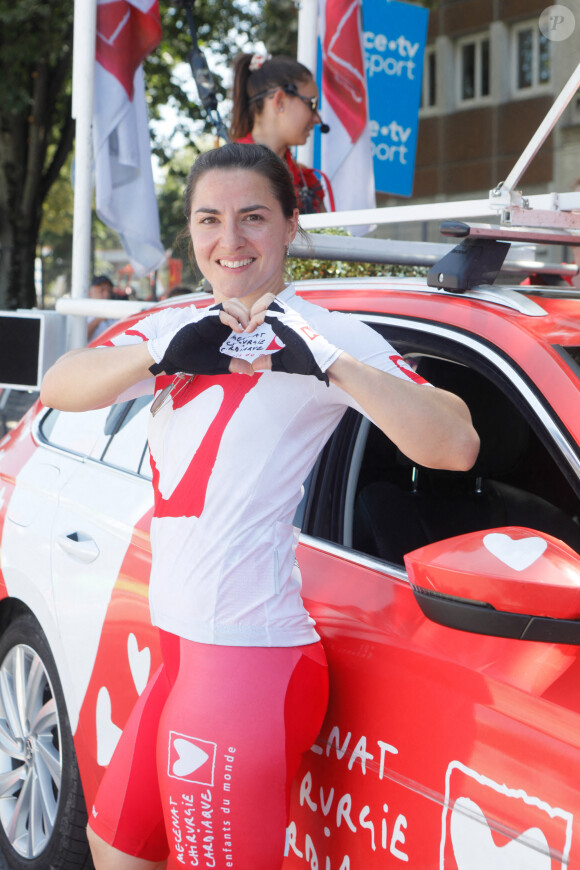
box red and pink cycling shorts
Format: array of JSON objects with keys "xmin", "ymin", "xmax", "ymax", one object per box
[{"xmin": 88, "ymin": 631, "xmax": 328, "ymax": 869}]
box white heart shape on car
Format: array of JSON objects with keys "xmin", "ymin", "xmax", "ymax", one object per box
[
  {"xmin": 96, "ymin": 687, "xmax": 122, "ymax": 767},
  {"xmin": 451, "ymin": 796, "xmax": 550, "ymax": 869},
  {"xmin": 483, "ymin": 533, "xmax": 547, "ymax": 572},
  {"xmin": 127, "ymin": 633, "xmax": 150, "ymax": 696},
  {"xmin": 172, "ymin": 738, "xmax": 209, "ymax": 778}
]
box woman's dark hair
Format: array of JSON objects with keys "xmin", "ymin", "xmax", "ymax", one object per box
[
  {"xmin": 230, "ymin": 53, "xmax": 314, "ymax": 140},
  {"xmin": 179, "ymin": 143, "xmax": 301, "ymax": 271},
  {"xmin": 183, "ymin": 142, "xmax": 298, "ymax": 221}
]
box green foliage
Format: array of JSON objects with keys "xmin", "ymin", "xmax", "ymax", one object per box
[
  {"xmin": 156, "ymin": 143, "xmax": 204, "ymax": 287},
  {"xmin": 145, "ymin": 2, "xmax": 265, "ymax": 166},
  {"xmin": 0, "ymin": 0, "xmax": 72, "ymax": 113},
  {"xmin": 254, "ymin": 0, "xmax": 299, "ymax": 57},
  {"xmin": 288, "ymin": 230, "xmax": 428, "ymax": 280}
]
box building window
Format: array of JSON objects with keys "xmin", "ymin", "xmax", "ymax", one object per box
[
  {"xmin": 457, "ymin": 34, "xmax": 490, "ymax": 103},
  {"xmin": 421, "ymin": 46, "xmax": 437, "ymax": 109},
  {"xmin": 513, "ymin": 22, "xmax": 551, "ymax": 92}
]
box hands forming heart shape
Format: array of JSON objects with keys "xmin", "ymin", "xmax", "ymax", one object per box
[
  {"xmin": 149, "ymin": 294, "xmax": 341, "ymax": 384},
  {"xmin": 217, "ymin": 293, "xmax": 282, "ymax": 375}
]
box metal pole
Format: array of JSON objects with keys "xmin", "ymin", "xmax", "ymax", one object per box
[
  {"xmin": 296, "ymin": 0, "xmax": 318, "ymax": 167},
  {"xmin": 298, "ymin": 191, "xmax": 580, "ymax": 231},
  {"xmin": 70, "ymin": 0, "xmax": 97, "ymax": 349},
  {"xmin": 499, "ymin": 61, "xmax": 580, "ymax": 198}
]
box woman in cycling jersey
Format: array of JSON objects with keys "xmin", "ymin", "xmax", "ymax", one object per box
[
  {"xmin": 41, "ymin": 142, "xmax": 479, "ymax": 870},
  {"xmin": 231, "ymin": 52, "xmax": 333, "ymax": 214}
]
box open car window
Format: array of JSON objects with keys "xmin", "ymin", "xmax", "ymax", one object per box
[{"xmin": 304, "ymin": 324, "xmax": 580, "ymax": 567}]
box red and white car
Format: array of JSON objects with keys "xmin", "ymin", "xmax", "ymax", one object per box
[{"xmin": 0, "ymin": 234, "xmax": 580, "ymax": 870}]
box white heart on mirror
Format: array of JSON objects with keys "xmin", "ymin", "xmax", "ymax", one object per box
[{"xmin": 483, "ymin": 533, "xmax": 547, "ymax": 572}]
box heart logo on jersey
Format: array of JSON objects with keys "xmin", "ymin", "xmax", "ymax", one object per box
[
  {"xmin": 127, "ymin": 633, "xmax": 150, "ymax": 696},
  {"xmin": 172, "ymin": 738, "xmax": 210, "ymax": 778},
  {"xmin": 148, "ymin": 384, "xmax": 225, "ymax": 501},
  {"xmin": 167, "ymin": 732, "xmax": 216, "ymax": 785},
  {"xmin": 149, "ymin": 376, "xmax": 260, "ymax": 519},
  {"xmin": 483, "ymin": 533, "xmax": 547, "ymax": 572},
  {"xmin": 451, "ymin": 796, "xmax": 550, "ymax": 869}
]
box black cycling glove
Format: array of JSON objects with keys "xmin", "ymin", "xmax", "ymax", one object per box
[
  {"xmin": 264, "ymin": 299, "xmax": 342, "ymax": 385},
  {"xmin": 148, "ymin": 305, "xmax": 232, "ymax": 376}
]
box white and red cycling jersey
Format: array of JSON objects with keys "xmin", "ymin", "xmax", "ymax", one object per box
[{"xmin": 107, "ymin": 284, "xmax": 427, "ymax": 648}]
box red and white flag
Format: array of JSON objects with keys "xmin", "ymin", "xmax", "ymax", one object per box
[
  {"xmin": 94, "ymin": 0, "xmax": 165, "ymax": 276},
  {"xmin": 319, "ymin": 0, "xmax": 375, "ymax": 217}
]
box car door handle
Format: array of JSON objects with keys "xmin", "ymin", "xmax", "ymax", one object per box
[{"xmin": 57, "ymin": 532, "xmax": 100, "ymax": 563}]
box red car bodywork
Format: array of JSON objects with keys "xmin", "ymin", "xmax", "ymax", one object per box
[{"xmin": 1, "ymin": 278, "xmax": 579, "ymax": 870}]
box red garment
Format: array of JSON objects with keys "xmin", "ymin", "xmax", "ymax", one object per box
[
  {"xmin": 236, "ymin": 133, "xmax": 328, "ymax": 214},
  {"xmin": 88, "ymin": 632, "xmax": 328, "ymax": 867}
]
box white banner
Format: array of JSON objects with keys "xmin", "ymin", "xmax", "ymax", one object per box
[{"xmin": 94, "ymin": 0, "xmax": 165, "ymax": 276}]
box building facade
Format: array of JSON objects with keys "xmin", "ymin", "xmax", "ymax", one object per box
[{"xmin": 379, "ymin": 0, "xmax": 580, "ymax": 217}]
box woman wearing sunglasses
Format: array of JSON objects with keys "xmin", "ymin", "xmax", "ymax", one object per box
[{"xmin": 231, "ymin": 52, "xmax": 334, "ymax": 214}]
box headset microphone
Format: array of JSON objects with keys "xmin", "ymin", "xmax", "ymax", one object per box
[{"xmin": 319, "ymin": 122, "xmax": 330, "ymax": 134}]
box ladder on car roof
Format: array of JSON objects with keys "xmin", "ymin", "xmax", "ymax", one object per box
[
  {"xmin": 298, "ymin": 61, "xmax": 580, "ymax": 237},
  {"xmin": 289, "ymin": 61, "xmax": 580, "ymax": 290}
]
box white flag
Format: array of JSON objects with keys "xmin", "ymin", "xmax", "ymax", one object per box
[
  {"xmin": 94, "ymin": 0, "xmax": 165, "ymax": 276},
  {"xmin": 319, "ymin": 0, "xmax": 376, "ymax": 219}
]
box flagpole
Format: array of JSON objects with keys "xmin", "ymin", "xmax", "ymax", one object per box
[
  {"xmin": 296, "ymin": 0, "xmax": 318, "ymax": 167},
  {"xmin": 70, "ymin": 0, "xmax": 97, "ymax": 349}
]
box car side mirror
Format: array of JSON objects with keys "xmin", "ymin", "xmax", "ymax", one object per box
[{"xmin": 404, "ymin": 526, "xmax": 580, "ymax": 644}]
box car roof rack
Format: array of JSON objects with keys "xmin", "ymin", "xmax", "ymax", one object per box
[
  {"xmin": 295, "ymin": 62, "xmax": 580, "ymax": 295},
  {"xmin": 440, "ymin": 220, "xmax": 580, "ymax": 246},
  {"xmin": 425, "ymin": 220, "xmax": 580, "ymax": 293},
  {"xmin": 289, "ymin": 233, "xmax": 577, "ymax": 281}
]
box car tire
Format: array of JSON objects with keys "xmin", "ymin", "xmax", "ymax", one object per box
[{"xmin": 0, "ymin": 612, "xmax": 93, "ymax": 870}]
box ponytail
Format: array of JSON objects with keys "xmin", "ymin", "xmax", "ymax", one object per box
[{"xmin": 230, "ymin": 53, "xmax": 254, "ymax": 139}]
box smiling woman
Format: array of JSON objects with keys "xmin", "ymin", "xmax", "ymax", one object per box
[
  {"xmin": 186, "ymin": 153, "xmax": 298, "ymax": 309},
  {"xmin": 39, "ymin": 142, "xmax": 478, "ymax": 870}
]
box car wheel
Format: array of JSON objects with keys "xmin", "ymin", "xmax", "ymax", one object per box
[{"xmin": 0, "ymin": 612, "xmax": 93, "ymax": 870}]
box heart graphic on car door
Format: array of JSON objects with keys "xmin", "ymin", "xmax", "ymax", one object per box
[{"xmin": 451, "ymin": 797, "xmax": 550, "ymax": 869}]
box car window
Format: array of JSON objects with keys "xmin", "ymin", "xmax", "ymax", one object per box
[
  {"xmin": 40, "ymin": 406, "xmax": 112, "ymax": 457},
  {"xmin": 39, "ymin": 397, "xmax": 152, "ymax": 479},
  {"xmin": 101, "ymin": 396, "xmax": 151, "ymax": 474},
  {"xmin": 303, "ymin": 329, "xmax": 580, "ymax": 566},
  {"xmin": 347, "ymin": 353, "xmax": 580, "ymax": 566}
]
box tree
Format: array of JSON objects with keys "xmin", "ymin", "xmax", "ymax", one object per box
[
  {"xmin": 0, "ymin": 0, "xmax": 74, "ymax": 310},
  {"xmin": 253, "ymin": 0, "xmax": 298, "ymax": 56},
  {"xmin": 156, "ymin": 142, "xmax": 204, "ymax": 288},
  {"xmin": 0, "ymin": 0, "xmax": 269, "ymax": 311}
]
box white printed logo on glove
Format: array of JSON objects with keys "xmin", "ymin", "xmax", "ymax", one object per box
[{"xmin": 220, "ymin": 323, "xmax": 285, "ymax": 363}]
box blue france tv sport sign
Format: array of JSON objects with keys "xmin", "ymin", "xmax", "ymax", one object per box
[{"xmin": 362, "ymin": 0, "xmax": 428, "ymax": 196}]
